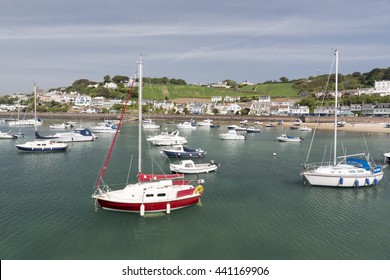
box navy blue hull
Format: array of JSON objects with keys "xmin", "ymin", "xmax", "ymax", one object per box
[
  {"xmin": 16, "ymin": 146, "xmax": 67, "ymax": 152},
  {"xmin": 163, "ymin": 151, "xmax": 205, "ymax": 158}
]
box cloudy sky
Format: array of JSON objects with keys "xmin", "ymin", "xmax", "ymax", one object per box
[{"xmin": 1, "ymin": 0, "xmax": 389, "ymax": 95}]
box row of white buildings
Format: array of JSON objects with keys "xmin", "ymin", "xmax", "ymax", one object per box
[{"xmin": 2, "ymin": 80, "xmax": 389, "ymax": 116}]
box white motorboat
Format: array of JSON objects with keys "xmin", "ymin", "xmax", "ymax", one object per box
[
  {"xmin": 235, "ymin": 126, "xmax": 247, "ymax": 131},
  {"xmin": 49, "ymin": 123, "xmax": 71, "ymax": 130},
  {"xmin": 177, "ymin": 121, "xmax": 196, "ymax": 129},
  {"xmin": 227, "ymin": 124, "xmax": 246, "ymax": 131},
  {"xmin": 143, "ymin": 122, "xmax": 160, "ymax": 129},
  {"xmin": 299, "ymin": 126, "xmax": 312, "ymax": 131},
  {"xmin": 90, "ymin": 123, "xmax": 119, "ymax": 133},
  {"xmin": 337, "ymin": 120, "xmax": 346, "ymax": 127},
  {"xmin": 197, "ymin": 119, "xmax": 213, "ymax": 126},
  {"xmin": 277, "ymin": 134, "xmax": 302, "ymax": 142},
  {"xmin": 227, "ymin": 124, "xmax": 239, "ymax": 130},
  {"xmin": 382, "ymin": 152, "xmax": 390, "ymax": 163},
  {"xmin": 170, "ymin": 159, "xmax": 219, "ymax": 174},
  {"xmin": 0, "ymin": 130, "xmax": 17, "ymax": 139},
  {"xmin": 246, "ymin": 126, "xmax": 261, "ymax": 133},
  {"xmin": 293, "ymin": 119, "xmax": 303, "ymax": 126},
  {"xmin": 146, "ymin": 130, "xmax": 187, "ymax": 146},
  {"xmin": 219, "ymin": 129, "xmax": 245, "ymax": 140}
]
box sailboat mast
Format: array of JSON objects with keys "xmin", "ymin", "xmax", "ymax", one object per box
[
  {"xmin": 333, "ymin": 49, "xmax": 338, "ymax": 165},
  {"xmin": 138, "ymin": 56, "xmax": 143, "ymax": 174},
  {"xmin": 34, "ymin": 84, "xmax": 37, "ymax": 133}
]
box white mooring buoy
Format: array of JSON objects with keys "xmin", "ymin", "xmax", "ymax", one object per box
[
  {"xmin": 140, "ymin": 204, "xmax": 145, "ymax": 216},
  {"xmin": 166, "ymin": 203, "xmax": 171, "ymax": 214}
]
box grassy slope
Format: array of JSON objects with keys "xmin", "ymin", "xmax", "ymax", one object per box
[{"xmin": 142, "ymin": 83, "xmax": 298, "ymax": 100}]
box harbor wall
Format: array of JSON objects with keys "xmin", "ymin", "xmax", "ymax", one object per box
[{"xmin": 0, "ymin": 112, "xmax": 388, "ymax": 124}]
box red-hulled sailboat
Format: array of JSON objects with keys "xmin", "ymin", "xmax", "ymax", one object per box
[{"xmin": 92, "ymin": 57, "xmax": 204, "ymax": 216}]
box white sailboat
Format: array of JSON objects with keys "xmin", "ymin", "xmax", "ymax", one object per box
[
  {"xmin": 15, "ymin": 85, "xmax": 68, "ymax": 152},
  {"xmin": 301, "ymin": 50, "xmax": 383, "ymax": 187},
  {"xmin": 92, "ymin": 56, "xmax": 204, "ymax": 216}
]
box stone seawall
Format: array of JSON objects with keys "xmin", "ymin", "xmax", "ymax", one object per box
[{"xmin": 0, "ymin": 112, "xmax": 388, "ymax": 124}]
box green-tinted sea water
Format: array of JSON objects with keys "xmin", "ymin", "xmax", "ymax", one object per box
[{"xmin": 1, "ymin": 121, "xmax": 390, "ymax": 259}]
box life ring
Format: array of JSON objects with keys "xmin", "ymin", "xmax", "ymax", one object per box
[{"xmin": 194, "ymin": 185, "xmax": 204, "ymax": 196}]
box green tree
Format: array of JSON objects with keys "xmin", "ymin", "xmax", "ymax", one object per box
[
  {"xmin": 383, "ymin": 68, "xmax": 390, "ymax": 80},
  {"xmin": 112, "ymin": 75, "xmax": 129, "ymax": 84},
  {"xmin": 95, "ymin": 87, "xmax": 111, "ymax": 98},
  {"xmin": 103, "ymin": 75, "xmax": 111, "ymax": 83},
  {"xmin": 279, "ymin": 77, "xmax": 289, "ymax": 83},
  {"xmin": 72, "ymin": 79, "xmax": 94, "ymax": 87},
  {"xmin": 223, "ymin": 79, "xmax": 237, "ymax": 88}
]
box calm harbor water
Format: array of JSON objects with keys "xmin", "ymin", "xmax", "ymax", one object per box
[{"xmin": 1, "ymin": 120, "xmax": 390, "ymax": 260}]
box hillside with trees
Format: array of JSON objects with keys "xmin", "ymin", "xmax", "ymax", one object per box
[{"xmin": 1, "ymin": 67, "xmax": 389, "ymax": 113}]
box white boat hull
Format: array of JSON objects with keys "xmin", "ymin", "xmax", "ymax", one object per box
[
  {"xmin": 277, "ymin": 134, "xmax": 301, "ymax": 142},
  {"xmin": 219, "ymin": 135, "xmax": 245, "ymax": 140},
  {"xmin": 0, "ymin": 131, "xmax": 16, "ymax": 139},
  {"xmin": 149, "ymin": 138, "xmax": 188, "ymax": 146},
  {"xmin": 93, "ymin": 180, "xmax": 202, "ymax": 213},
  {"xmin": 169, "ymin": 160, "xmax": 219, "ymax": 174},
  {"xmin": 302, "ymin": 165, "xmax": 383, "ymax": 187},
  {"xmin": 15, "ymin": 140, "xmax": 68, "ymax": 152},
  {"xmin": 219, "ymin": 130, "xmax": 245, "ymax": 140},
  {"xmin": 170, "ymin": 164, "xmax": 218, "ymax": 174}
]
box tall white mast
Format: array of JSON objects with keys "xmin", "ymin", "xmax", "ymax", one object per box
[
  {"xmin": 34, "ymin": 84, "xmax": 37, "ymax": 134},
  {"xmin": 333, "ymin": 49, "xmax": 338, "ymax": 165},
  {"xmin": 138, "ymin": 56, "xmax": 143, "ymax": 173}
]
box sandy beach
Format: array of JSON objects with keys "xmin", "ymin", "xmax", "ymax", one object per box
[
  {"xmin": 2, "ymin": 111, "xmax": 390, "ymax": 134},
  {"xmin": 281, "ymin": 121, "xmax": 390, "ymax": 134}
]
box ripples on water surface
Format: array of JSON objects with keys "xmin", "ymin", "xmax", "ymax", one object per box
[{"xmin": 1, "ymin": 122, "xmax": 390, "ymax": 259}]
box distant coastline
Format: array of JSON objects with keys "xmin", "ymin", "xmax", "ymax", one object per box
[{"xmin": 1, "ymin": 112, "xmax": 390, "ymax": 133}]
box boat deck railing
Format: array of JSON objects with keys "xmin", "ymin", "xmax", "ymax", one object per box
[{"xmin": 302, "ymin": 161, "xmax": 334, "ymax": 171}]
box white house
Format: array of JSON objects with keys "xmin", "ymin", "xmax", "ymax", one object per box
[
  {"xmin": 290, "ymin": 105, "xmax": 309, "ymax": 116},
  {"xmin": 0, "ymin": 104, "xmax": 17, "ymax": 112},
  {"xmin": 104, "ymin": 82, "xmax": 118, "ymax": 90},
  {"xmin": 91, "ymin": 96, "xmax": 105, "ymax": 106},
  {"xmin": 240, "ymin": 80, "xmax": 254, "ymax": 85},
  {"xmin": 358, "ymin": 80, "xmax": 390, "ymax": 96},
  {"xmin": 314, "ymin": 106, "xmax": 336, "ymax": 115},
  {"xmin": 224, "ymin": 96, "xmax": 240, "ymax": 103},
  {"xmin": 208, "ymin": 82, "xmax": 230, "ymax": 88},
  {"xmin": 373, "ymin": 103, "xmax": 390, "ymax": 116},
  {"xmin": 227, "ymin": 102, "xmax": 241, "ymax": 114},
  {"xmin": 258, "ymin": 96, "xmax": 271, "ymax": 103},
  {"xmin": 214, "ymin": 104, "xmax": 230, "ymax": 115},
  {"xmin": 211, "ymin": 96, "xmax": 222, "ymax": 103},
  {"xmin": 374, "ymin": 80, "xmax": 390, "ymax": 96},
  {"xmin": 270, "ymin": 104, "xmax": 289, "ymax": 116},
  {"xmin": 249, "ymin": 101, "xmax": 270, "ymax": 116},
  {"xmin": 75, "ymin": 95, "xmax": 92, "ymax": 106}
]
